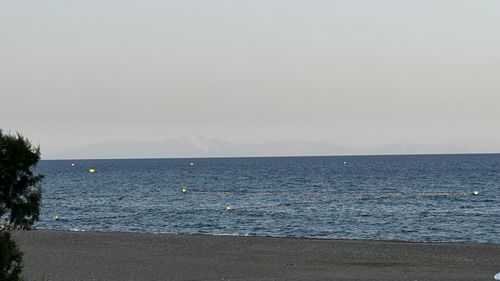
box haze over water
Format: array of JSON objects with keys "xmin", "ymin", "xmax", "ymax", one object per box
[
  {"xmin": 37, "ymin": 154, "xmax": 500, "ymax": 244},
  {"xmin": 2, "ymin": 1, "xmax": 500, "ymax": 157}
]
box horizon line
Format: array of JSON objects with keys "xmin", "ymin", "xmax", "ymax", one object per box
[{"xmin": 40, "ymin": 151, "xmax": 500, "ymax": 161}]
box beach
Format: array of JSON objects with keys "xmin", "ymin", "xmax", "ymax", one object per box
[{"xmin": 13, "ymin": 230, "xmax": 500, "ymax": 281}]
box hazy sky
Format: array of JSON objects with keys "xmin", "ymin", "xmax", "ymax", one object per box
[{"xmin": 1, "ymin": 1, "xmax": 500, "ymax": 157}]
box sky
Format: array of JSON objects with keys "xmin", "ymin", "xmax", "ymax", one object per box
[{"xmin": 1, "ymin": 1, "xmax": 500, "ymax": 158}]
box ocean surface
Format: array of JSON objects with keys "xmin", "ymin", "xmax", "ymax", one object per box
[{"xmin": 36, "ymin": 154, "xmax": 500, "ymax": 244}]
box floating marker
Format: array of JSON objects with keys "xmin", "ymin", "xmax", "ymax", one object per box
[
  {"xmin": 224, "ymin": 205, "xmax": 234, "ymax": 211},
  {"xmin": 189, "ymin": 162, "xmax": 195, "ymax": 166},
  {"xmin": 472, "ymin": 190, "xmax": 480, "ymax": 196},
  {"xmin": 89, "ymin": 168, "xmax": 95, "ymax": 173},
  {"xmin": 343, "ymin": 161, "xmax": 347, "ymax": 165},
  {"xmin": 494, "ymin": 272, "xmax": 500, "ymax": 280},
  {"xmin": 52, "ymin": 212, "xmax": 60, "ymax": 220},
  {"xmin": 181, "ymin": 187, "xmax": 188, "ymax": 193},
  {"xmin": 71, "ymin": 163, "xmax": 75, "ymax": 166}
]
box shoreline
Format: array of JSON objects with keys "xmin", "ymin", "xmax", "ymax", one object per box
[
  {"xmin": 13, "ymin": 230, "xmax": 500, "ymax": 281},
  {"xmin": 18, "ymin": 228, "xmax": 500, "ymax": 246}
]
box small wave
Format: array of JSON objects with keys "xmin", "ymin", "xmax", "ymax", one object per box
[
  {"xmin": 69, "ymin": 228, "xmax": 86, "ymax": 232},
  {"xmin": 209, "ymin": 231, "xmax": 245, "ymax": 237}
]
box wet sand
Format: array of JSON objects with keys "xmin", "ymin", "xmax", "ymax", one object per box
[{"xmin": 13, "ymin": 230, "xmax": 500, "ymax": 281}]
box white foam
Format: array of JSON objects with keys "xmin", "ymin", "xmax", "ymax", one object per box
[{"xmin": 70, "ymin": 228, "xmax": 83, "ymax": 232}]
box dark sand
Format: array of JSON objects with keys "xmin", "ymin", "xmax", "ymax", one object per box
[{"xmin": 13, "ymin": 231, "xmax": 500, "ymax": 281}]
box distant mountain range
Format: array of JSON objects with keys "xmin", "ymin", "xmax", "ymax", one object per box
[
  {"xmin": 54, "ymin": 136, "xmax": 353, "ymax": 159},
  {"xmin": 51, "ymin": 136, "xmax": 499, "ymax": 159}
]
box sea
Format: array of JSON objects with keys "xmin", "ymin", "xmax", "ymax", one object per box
[{"xmin": 36, "ymin": 154, "xmax": 500, "ymax": 244}]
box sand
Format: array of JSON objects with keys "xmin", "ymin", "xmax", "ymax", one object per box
[{"xmin": 12, "ymin": 230, "xmax": 500, "ymax": 281}]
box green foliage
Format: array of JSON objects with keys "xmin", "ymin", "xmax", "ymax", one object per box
[
  {"xmin": 0, "ymin": 130, "xmax": 43, "ymax": 227},
  {"xmin": 0, "ymin": 232, "xmax": 24, "ymax": 281},
  {"xmin": 1, "ymin": 130, "xmax": 43, "ymax": 281}
]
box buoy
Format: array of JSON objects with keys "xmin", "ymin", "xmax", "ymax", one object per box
[
  {"xmin": 89, "ymin": 168, "xmax": 95, "ymax": 173},
  {"xmin": 343, "ymin": 161, "xmax": 347, "ymax": 165},
  {"xmin": 224, "ymin": 205, "xmax": 234, "ymax": 211},
  {"xmin": 71, "ymin": 163, "xmax": 75, "ymax": 166},
  {"xmin": 494, "ymin": 272, "xmax": 500, "ymax": 280},
  {"xmin": 189, "ymin": 162, "xmax": 195, "ymax": 166},
  {"xmin": 53, "ymin": 213, "xmax": 60, "ymax": 220},
  {"xmin": 472, "ymin": 190, "xmax": 480, "ymax": 196},
  {"xmin": 181, "ymin": 187, "xmax": 188, "ymax": 193}
]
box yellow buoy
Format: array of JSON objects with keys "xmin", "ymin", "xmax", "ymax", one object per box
[{"xmin": 89, "ymin": 168, "xmax": 95, "ymax": 173}]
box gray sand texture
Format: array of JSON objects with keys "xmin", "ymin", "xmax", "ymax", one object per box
[{"xmin": 13, "ymin": 231, "xmax": 500, "ymax": 281}]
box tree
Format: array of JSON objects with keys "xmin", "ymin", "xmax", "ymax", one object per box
[
  {"xmin": 0, "ymin": 130, "xmax": 43, "ymax": 281},
  {"xmin": 0, "ymin": 232, "xmax": 23, "ymax": 281},
  {"xmin": 0, "ymin": 130, "xmax": 43, "ymax": 227}
]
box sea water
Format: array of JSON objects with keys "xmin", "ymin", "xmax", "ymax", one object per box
[{"xmin": 36, "ymin": 154, "xmax": 500, "ymax": 244}]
